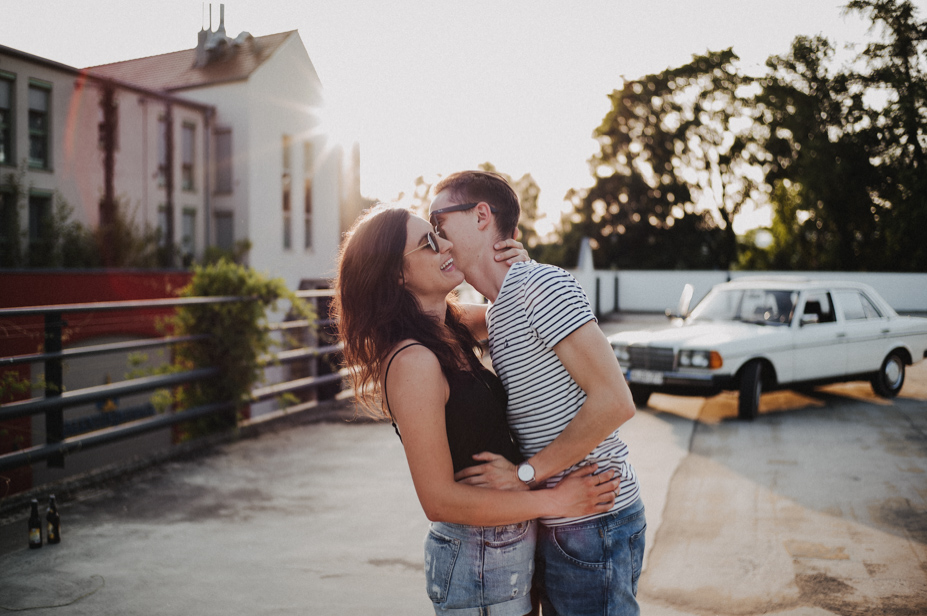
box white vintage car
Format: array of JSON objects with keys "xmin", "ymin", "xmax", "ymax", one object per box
[{"xmin": 608, "ymin": 278, "xmax": 927, "ymax": 420}]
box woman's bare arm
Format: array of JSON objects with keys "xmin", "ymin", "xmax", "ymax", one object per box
[{"xmin": 384, "ymin": 342, "xmax": 618, "ymax": 526}]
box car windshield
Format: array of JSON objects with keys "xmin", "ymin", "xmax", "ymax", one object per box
[{"xmin": 688, "ymin": 288, "xmax": 797, "ymax": 326}]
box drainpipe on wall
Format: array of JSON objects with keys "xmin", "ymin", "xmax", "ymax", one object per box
[
  {"xmin": 99, "ymin": 81, "xmax": 117, "ymax": 266},
  {"xmin": 203, "ymin": 108, "xmax": 213, "ymax": 254},
  {"xmin": 140, "ymin": 96, "xmax": 149, "ymax": 223},
  {"xmin": 163, "ymin": 102, "xmax": 175, "ymax": 268}
]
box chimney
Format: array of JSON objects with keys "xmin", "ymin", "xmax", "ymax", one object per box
[
  {"xmin": 216, "ymin": 4, "xmax": 227, "ymax": 38},
  {"xmin": 194, "ymin": 26, "xmax": 210, "ymax": 68}
]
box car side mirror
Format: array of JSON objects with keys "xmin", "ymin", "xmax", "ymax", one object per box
[{"xmin": 666, "ymin": 283, "xmax": 694, "ymax": 320}]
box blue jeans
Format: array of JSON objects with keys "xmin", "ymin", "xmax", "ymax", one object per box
[
  {"xmin": 536, "ymin": 499, "xmax": 646, "ymax": 616},
  {"xmin": 424, "ymin": 520, "xmax": 536, "ymax": 616}
]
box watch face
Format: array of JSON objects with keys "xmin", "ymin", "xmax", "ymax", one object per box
[{"xmin": 517, "ymin": 463, "xmax": 535, "ymax": 482}]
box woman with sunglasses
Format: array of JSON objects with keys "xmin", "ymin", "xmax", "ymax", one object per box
[{"xmin": 333, "ymin": 205, "xmax": 620, "ymax": 616}]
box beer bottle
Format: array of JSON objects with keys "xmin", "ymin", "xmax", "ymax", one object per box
[
  {"xmin": 28, "ymin": 499, "xmax": 42, "ymax": 549},
  {"xmin": 46, "ymin": 495, "xmax": 61, "ymax": 545}
]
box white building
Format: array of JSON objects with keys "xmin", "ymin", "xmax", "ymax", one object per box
[
  {"xmin": 1, "ymin": 10, "xmax": 363, "ymax": 287},
  {"xmin": 0, "ymin": 45, "xmax": 213, "ymax": 268}
]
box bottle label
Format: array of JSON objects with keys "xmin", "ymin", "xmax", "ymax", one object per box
[
  {"xmin": 29, "ymin": 528, "xmax": 41, "ymax": 544},
  {"xmin": 47, "ymin": 523, "xmax": 57, "ymax": 541}
]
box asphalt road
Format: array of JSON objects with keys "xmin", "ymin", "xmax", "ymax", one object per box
[{"xmin": 0, "ymin": 316, "xmax": 925, "ymax": 615}]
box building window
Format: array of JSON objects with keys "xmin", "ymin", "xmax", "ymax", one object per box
[
  {"xmin": 215, "ymin": 211, "xmax": 234, "ymax": 252},
  {"xmin": 28, "ymin": 84, "xmax": 51, "ymax": 169},
  {"xmin": 29, "ymin": 194, "xmax": 51, "ymax": 242},
  {"xmin": 157, "ymin": 117, "xmax": 168, "ymax": 186},
  {"xmin": 0, "ymin": 190, "xmax": 16, "ymax": 265},
  {"xmin": 282, "ymin": 135, "xmax": 292, "ymax": 250},
  {"xmin": 158, "ymin": 205, "xmax": 169, "ymax": 247},
  {"xmin": 0, "ymin": 75, "xmax": 13, "ymax": 166},
  {"xmin": 28, "ymin": 193, "xmax": 52, "ymax": 264},
  {"xmin": 215, "ymin": 128, "xmax": 232, "ymax": 194},
  {"xmin": 303, "ymin": 140, "xmax": 313, "ymax": 250},
  {"xmin": 181, "ymin": 208, "xmax": 196, "ymax": 264},
  {"xmin": 181, "ymin": 123, "xmax": 195, "ymax": 191}
]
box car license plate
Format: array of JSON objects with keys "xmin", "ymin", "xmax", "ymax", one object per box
[{"xmin": 629, "ymin": 369, "xmax": 664, "ymax": 385}]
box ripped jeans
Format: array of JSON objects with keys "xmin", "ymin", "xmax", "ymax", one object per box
[{"xmin": 424, "ymin": 519, "xmax": 537, "ymax": 616}]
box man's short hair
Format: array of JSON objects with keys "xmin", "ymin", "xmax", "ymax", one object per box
[{"xmin": 433, "ymin": 171, "xmax": 520, "ymax": 240}]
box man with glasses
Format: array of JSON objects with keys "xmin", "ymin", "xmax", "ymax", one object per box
[{"xmin": 429, "ymin": 170, "xmax": 645, "ymax": 616}]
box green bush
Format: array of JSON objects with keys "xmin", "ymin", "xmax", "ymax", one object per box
[
  {"xmin": 168, "ymin": 259, "xmax": 314, "ymax": 439},
  {"xmin": 1, "ymin": 161, "xmax": 171, "ymax": 269}
]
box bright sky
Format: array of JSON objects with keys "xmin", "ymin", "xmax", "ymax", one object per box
[{"xmin": 4, "ymin": 0, "xmax": 924, "ymax": 236}]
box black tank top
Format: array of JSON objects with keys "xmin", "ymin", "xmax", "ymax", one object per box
[{"xmin": 385, "ymin": 343, "xmax": 524, "ymax": 474}]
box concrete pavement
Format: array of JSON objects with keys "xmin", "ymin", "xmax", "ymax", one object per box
[{"xmin": 1, "ymin": 316, "xmax": 925, "ymax": 615}]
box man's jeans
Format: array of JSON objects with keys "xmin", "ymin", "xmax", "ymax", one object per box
[{"xmin": 536, "ymin": 499, "xmax": 646, "ymax": 616}]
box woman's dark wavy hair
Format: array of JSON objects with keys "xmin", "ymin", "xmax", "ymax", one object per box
[{"xmin": 331, "ymin": 204, "xmax": 483, "ymax": 417}]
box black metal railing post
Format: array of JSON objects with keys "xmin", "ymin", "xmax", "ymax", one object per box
[
  {"xmin": 614, "ymin": 275, "xmax": 620, "ymax": 313},
  {"xmin": 1, "ymin": 292, "xmax": 344, "ymax": 475},
  {"xmin": 44, "ymin": 312, "xmax": 65, "ymax": 467}
]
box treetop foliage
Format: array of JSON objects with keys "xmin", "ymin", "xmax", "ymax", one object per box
[{"xmin": 546, "ymin": 0, "xmax": 926, "ymax": 272}]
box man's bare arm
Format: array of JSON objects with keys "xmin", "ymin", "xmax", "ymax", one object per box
[{"xmin": 529, "ymin": 321, "xmax": 635, "ymax": 481}]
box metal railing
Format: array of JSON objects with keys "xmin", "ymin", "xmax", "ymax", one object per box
[{"xmin": 0, "ymin": 289, "xmax": 343, "ymax": 474}]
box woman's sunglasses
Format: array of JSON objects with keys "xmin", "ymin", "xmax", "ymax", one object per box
[{"xmin": 404, "ymin": 231, "xmax": 441, "ymax": 256}]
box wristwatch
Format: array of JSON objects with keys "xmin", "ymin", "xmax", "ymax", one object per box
[{"xmin": 516, "ymin": 462, "xmax": 537, "ymax": 488}]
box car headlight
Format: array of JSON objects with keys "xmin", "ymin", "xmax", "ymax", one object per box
[
  {"xmin": 678, "ymin": 350, "xmax": 723, "ymax": 369},
  {"xmin": 612, "ymin": 343, "xmax": 630, "ymax": 363}
]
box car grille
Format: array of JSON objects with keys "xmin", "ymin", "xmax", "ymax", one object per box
[{"xmin": 628, "ymin": 347, "xmax": 676, "ymax": 372}]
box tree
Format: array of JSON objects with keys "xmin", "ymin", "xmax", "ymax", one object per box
[
  {"xmin": 847, "ymin": 0, "xmax": 927, "ymax": 270},
  {"xmin": 407, "ymin": 175, "xmax": 434, "ymax": 218},
  {"xmin": 0, "ymin": 163, "xmax": 166, "ymax": 269},
  {"xmin": 569, "ymin": 50, "xmax": 754, "ymax": 270},
  {"xmin": 752, "ymin": 35, "xmax": 886, "ymax": 270},
  {"xmin": 746, "ymin": 1, "xmax": 927, "ymax": 272}
]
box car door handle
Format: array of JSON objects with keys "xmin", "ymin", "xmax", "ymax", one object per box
[
  {"xmin": 881, "ymin": 329, "xmax": 890, "ymax": 334},
  {"xmin": 836, "ymin": 333, "xmax": 846, "ymax": 338}
]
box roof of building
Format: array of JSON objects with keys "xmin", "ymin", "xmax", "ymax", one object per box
[
  {"xmin": 85, "ymin": 30, "xmax": 296, "ymax": 93},
  {"xmin": 0, "ymin": 44, "xmax": 214, "ymax": 111}
]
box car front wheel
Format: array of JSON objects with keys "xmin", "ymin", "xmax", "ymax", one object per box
[
  {"xmin": 738, "ymin": 361, "xmax": 763, "ymax": 421},
  {"xmin": 871, "ymin": 351, "xmax": 905, "ymax": 398}
]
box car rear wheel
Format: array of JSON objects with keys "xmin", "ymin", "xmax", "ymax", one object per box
[
  {"xmin": 629, "ymin": 384, "xmax": 652, "ymax": 407},
  {"xmin": 871, "ymin": 351, "xmax": 905, "ymax": 398},
  {"xmin": 738, "ymin": 361, "xmax": 763, "ymax": 421}
]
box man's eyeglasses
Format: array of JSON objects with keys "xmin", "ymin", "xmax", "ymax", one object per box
[
  {"xmin": 404, "ymin": 231, "xmax": 441, "ymax": 256},
  {"xmin": 429, "ymin": 202, "xmax": 498, "ymax": 227}
]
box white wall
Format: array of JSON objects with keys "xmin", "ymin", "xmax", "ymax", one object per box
[
  {"xmin": 180, "ymin": 33, "xmax": 342, "ymax": 291},
  {"xmin": 1, "ymin": 56, "xmax": 101, "ymax": 227},
  {"xmin": 246, "ymin": 33, "xmax": 340, "ymax": 289},
  {"xmin": 181, "ymin": 80, "xmax": 252, "ymax": 250}
]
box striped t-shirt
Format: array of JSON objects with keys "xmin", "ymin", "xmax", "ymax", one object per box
[{"xmin": 486, "ymin": 261, "xmax": 640, "ymax": 527}]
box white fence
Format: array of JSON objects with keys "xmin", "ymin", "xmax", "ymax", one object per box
[
  {"xmin": 454, "ymin": 239, "xmax": 927, "ymax": 315},
  {"xmin": 568, "ymin": 269, "xmax": 927, "ymax": 315}
]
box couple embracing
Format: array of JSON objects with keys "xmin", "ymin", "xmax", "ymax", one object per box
[{"xmin": 333, "ymin": 170, "xmax": 645, "ymax": 616}]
